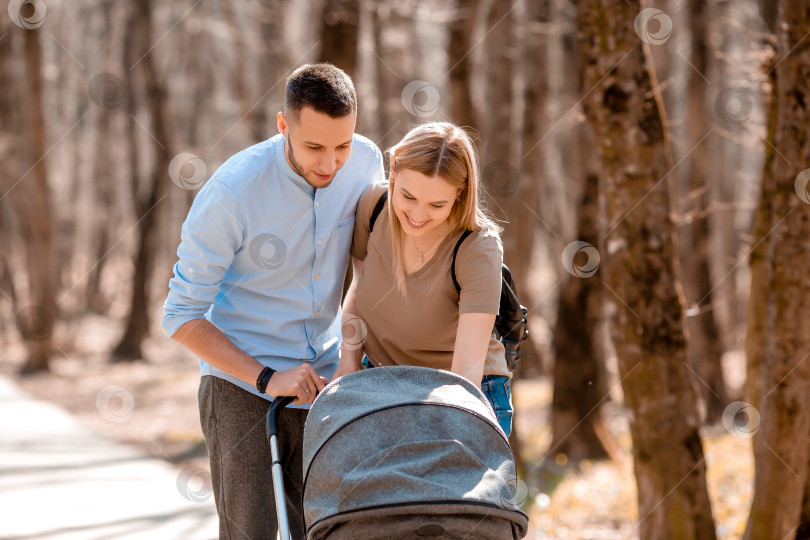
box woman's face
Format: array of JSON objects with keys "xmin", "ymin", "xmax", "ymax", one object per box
[{"xmin": 391, "ymin": 168, "xmax": 459, "ymax": 239}]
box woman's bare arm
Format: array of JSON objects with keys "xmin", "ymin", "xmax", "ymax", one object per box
[
  {"xmin": 333, "ymin": 257, "xmax": 365, "ymax": 380},
  {"xmin": 450, "ymin": 312, "xmax": 496, "ymax": 385}
]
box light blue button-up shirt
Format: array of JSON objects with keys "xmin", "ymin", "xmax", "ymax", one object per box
[{"xmin": 162, "ymin": 133, "xmax": 384, "ymax": 401}]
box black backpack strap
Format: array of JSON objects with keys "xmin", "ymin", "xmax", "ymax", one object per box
[
  {"xmin": 369, "ymin": 191, "xmax": 388, "ymax": 233},
  {"xmin": 451, "ymin": 230, "xmax": 474, "ymax": 294}
]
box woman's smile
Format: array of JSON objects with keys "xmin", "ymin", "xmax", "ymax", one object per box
[{"xmin": 404, "ymin": 214, "xmax": 431, "ymax": 229}]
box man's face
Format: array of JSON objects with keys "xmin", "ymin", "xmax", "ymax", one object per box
[{"xmin": 277, "ymin": 106, "xmax": 356, "ymax": 189}]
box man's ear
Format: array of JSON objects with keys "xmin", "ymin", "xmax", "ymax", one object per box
[{"xmin": 277, "ymin": 111, "xmax": 288, "ymax": 136}]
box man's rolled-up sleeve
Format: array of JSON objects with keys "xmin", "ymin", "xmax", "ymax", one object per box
[{"xmin": 161, "ymin": 180, "xmax": 245, "ymax": 338}]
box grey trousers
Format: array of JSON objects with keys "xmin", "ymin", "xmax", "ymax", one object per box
[{"xmin": 199, "ymin": 375, "xmax": 308, "ymax": 540}]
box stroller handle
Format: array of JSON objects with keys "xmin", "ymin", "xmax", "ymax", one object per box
[
  {"xmin": 266, "ymin": 395, "xmax": 295, "ymax": 540},
  {"xmin": 266, "ymin": 395, "xmax": 295, "ymax": 440}
]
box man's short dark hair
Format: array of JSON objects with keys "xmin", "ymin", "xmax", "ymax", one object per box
[{"xmin": 284, "ymin": 63, "xmax": 357, "ymax": 120}]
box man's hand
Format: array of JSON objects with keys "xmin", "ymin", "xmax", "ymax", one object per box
[{"xmin": 266, "ymin": 364, "xmax": 327, "ymax": 405}]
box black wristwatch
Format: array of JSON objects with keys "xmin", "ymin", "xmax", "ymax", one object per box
[{"xmin": 256, "ymin": 366, "xmax": 276, "ymax": 394}]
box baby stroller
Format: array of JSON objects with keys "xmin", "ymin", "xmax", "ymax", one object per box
[{"xmin": 267, "ymin": 365, "xmax": 529, "ymax": 540}]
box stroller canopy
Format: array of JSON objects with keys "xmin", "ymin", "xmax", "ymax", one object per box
[{"xmin": 303, "ymin": 366, "xmax": 528, "ymax": 540}]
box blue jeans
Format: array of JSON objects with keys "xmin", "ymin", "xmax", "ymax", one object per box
[
  {"xmin": 480, "ymin": 375, "xmax": 513, "ymax": 437},
  {"xmin": 361, "ymin": 358, "xmax": 513, "ymax": 437}
]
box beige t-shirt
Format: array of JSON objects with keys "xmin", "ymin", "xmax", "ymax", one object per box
[{"xmin": 350, "ymin": 183, "xmax": 510, "ymax": 379}]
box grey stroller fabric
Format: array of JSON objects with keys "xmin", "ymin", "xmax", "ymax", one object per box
[{"xmin": 303, "ymin": 366, "xmax": 528, "ymax": 540}]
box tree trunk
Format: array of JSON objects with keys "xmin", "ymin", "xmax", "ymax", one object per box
[
  {"xmin": 577, "ymin": 1, "xmax": 716, "ymax": 538},
  {"xmin": 447, "ymin": 0, "xmax": 479, "ymax": 133},
  {"xmin": 319, "ymin": 0, "xmax": 359, "ymax": 78},
  {"xmin": 371, "ymin": 4, "xmax": 392, "ymax": 148},
  {"xmin": 760, "ymin": 0, "xmax": 778, "ymax": 34},
  {"xmin": 0, "ymin": 16, "xmax": 23, "ymax": 334},
  {"xmin": 551, "ymin": 174, "xmax": 617, "ymax": 463},
  {"xmin": 744, "ymin": 30, "xmax": 778, "ymax": 413},
  {"xmin": 112, "ymin": 0, "xmax": 172, "ymax": 363},
  {"xmin": 370, "ymin": 1, "xmax": 414, "ymax": 150},
  {"xmin": 546, "ymin": 0, "xmax": 615, "ymax": 463},
  {"xmin": 86, "ymin": 0, "xmax": 117, "ymax": 314},
  {"xmin": 255, "ymin": 0, "xmax": 288, "ymax": 140},
  {"xmin": 507, "ymin": 0, "xmax": 547, "ymax": 379},
  {"xmin": 482, "ymin": 0, "xmax": 536, "ymax": 341},
  {"xmin": 481, "ymin": 0, "xmax": 546, "ymax": 460},
  {"xmin": 16, "ymin": 24, "xmax": 57, "ymax": 374},
  {"xmin": 481, "ymin": 0, "xmax": 515, "ymax": 232},
  {"xmin": 221, "ymin": 0, "xmax": 264, "ymax": 143},
  {"xmin": 744, "ymin": 2, "xmax": 810, "ymax": 538},
  {"xmin": 680, "ymin": 0, "xmax": 728, "ymax": 423}
]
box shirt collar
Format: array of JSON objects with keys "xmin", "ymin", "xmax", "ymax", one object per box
[{"xmin": 276, "ymin": 136, "xmax": 315, "ymax": 197}]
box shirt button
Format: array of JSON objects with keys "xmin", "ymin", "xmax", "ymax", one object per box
[
  {"xmin": 317, "ymin": 240, "xmax": 322, "ymax": 246},
  {"xmin": 315, "ymin": 274, "xmax": 321, "ymax": 279},
  {"xmin": 315, "ymin": 202, "xmax": 319, "ymax": 207},
  {"xmin": 314, "ymin": 311, "xmax": 320, "ymax": 316}
]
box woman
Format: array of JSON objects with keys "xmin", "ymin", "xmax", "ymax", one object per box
[{"xmin": 334, "ymin": 122, "xmax": 513, "ymax": 436}]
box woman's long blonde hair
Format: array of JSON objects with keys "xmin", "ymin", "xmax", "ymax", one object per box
[{"xmin": 387, "ymin": 122, "xmax": 500, "ymax": 295}]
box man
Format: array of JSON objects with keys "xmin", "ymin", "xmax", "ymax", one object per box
[{"xmin": 162, "ymin": 63, "xmax": 384, "ymax": 539}]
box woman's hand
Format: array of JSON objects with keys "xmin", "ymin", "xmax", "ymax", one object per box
[{"xmin": 332, "ymin": 349, "xmax": 362, "ymax": 381}]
